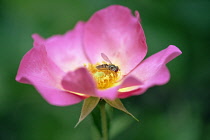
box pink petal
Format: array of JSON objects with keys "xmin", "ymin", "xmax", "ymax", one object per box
[
  {"xmin": 119, "ymin": 76, "xmax": 143, "ymax": 88},
  {"xmin": 61, "ymin": 68, "xmax": 96, "ymax": 96},
  {"xmin": 96, "ymin": 76, "xmax": 142, "ymax": 100},
  {"xmin": 43, "ymin": 22, "xmax": 88, "ymax": 72},
  {"xmin": 16, "ymin": 43, "xmax": 85, "ymax": 106},
  {"xmin": 96, "ymin": 86, "xmax": 120, "ymax": 100},
  {"xmin": 32, "ymin": 34, "xmax": 45, "ymax": 46},
  {"xmin": 32, "ymin": 85, "xmax": 86, "ymax": 106},
  {"xmin": 121, "ymin": 45, "xmax": 182, "ymax": 97},
  {"xmin": 118, "ymin": 88, "xmax": 147, "ymax": 99},
  {"xmin": 96, "ymin": 76, "xmax": 143, "ymax": 100},
  {"xmin": 84, "ymin": 5, "xmax": 147, "ymax": 76},
  {"xmin": 117, "ymin": 76, "xmax": 145, "ymax": 98}
]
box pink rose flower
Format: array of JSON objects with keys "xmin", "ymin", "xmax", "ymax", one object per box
[{"xmin": 16, "ymin": 5, "xmax": 182, "ymax": 106}]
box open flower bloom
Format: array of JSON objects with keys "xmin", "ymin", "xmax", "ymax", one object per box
[{"xmin": 16, "ymin": 5, "xmax": 182, "ymax": 106}]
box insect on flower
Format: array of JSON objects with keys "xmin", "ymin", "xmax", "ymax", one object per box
[{"xmin": 96, "ymin": 53, "xmax": 120, "ymax": 72}]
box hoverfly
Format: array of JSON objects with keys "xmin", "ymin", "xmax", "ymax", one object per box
[{"xmin": 96, "ymin": 53, "xmax": 119, "ymax": 72}]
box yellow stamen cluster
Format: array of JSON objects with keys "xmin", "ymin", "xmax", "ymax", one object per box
[{"xmin": 86, "ymin": 62, "xmax": 121, "ymax": 89}]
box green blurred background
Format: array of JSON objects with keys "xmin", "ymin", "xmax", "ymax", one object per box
[{"xmin": 1, "ymin": 0, "xmax": 209, "ymax": 139}]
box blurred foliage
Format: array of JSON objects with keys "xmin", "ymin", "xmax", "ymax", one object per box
[{"xmin": 0, "ymin": 0, "xmax": 210, "ymax": 140}]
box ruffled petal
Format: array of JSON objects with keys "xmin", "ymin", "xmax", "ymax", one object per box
[
  {"xmin": 42, "ymin": 22, "xmax": 88, "ymax": 72},
  {"xmin": 16, "ymin": 43, "xmax": 85, "ymax": 106},
  {"xmin": 61, "ymin": 68, "xmax": 96, "ymax": 96},
  {"xmin": 84, "ymin": 5, "xmax": 147, "ymax": 76},
  {"xmin": 118, "ymin": 45, "xmax": 182, "ymax": 98}
]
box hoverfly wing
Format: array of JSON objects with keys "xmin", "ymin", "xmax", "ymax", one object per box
[{"xmin": 101, "ymin": 53, "xmax": 112, "ymax": 64}]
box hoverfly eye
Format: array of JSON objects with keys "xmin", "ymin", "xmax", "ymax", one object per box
[
  {"xmin": 110, "ymin": 66, "xmax": 114, "ymax": 69},
  {"xmin": 108, "ymin": 65, "xmax": 118, "ymax": 72}
]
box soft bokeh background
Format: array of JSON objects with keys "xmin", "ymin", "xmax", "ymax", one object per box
[{"xmin": 1, "ymin": 0, "xmax": 209, "ymax": 140}]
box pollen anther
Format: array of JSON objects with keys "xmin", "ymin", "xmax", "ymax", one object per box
[{"xmin": 86, "ymin": 63, "xmax": 121, "ymax": 89}]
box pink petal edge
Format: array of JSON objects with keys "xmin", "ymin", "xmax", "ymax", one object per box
[
  {"xmin": 16, "ymin": 40, "xmax": 86, "ymax": 106},
  {"xmin": 118, "ymin": 45, "xmax": 182, "ymax": 98},
  {"xmin": 40, "ymin": 22, "xmax": 89, "ymax": 72}
]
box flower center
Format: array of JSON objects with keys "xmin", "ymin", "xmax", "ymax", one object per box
[{"xmin": 86, "ymin": 62, "xmax": 121, "ymax": 89}]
